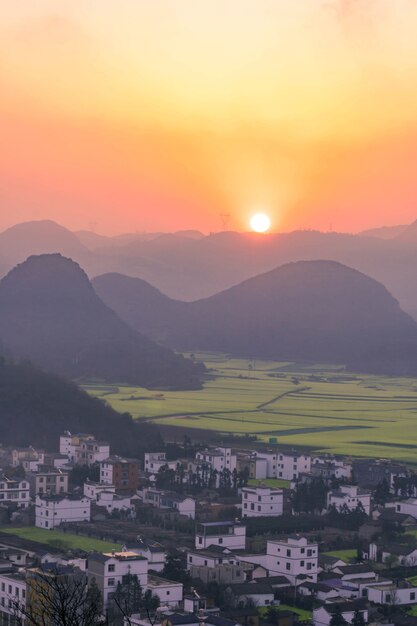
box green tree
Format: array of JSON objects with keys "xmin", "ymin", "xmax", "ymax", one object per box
[
  {"xmin": 329, "ymin": 606, "xmax": 348, "ymax": 626},
  {"xmin": 352, "ymin": 608, "xmax": 366, "ymax": 626}
]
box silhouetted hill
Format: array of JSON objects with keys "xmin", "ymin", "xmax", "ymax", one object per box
[
  {"xmin": 0, "ymin": 220, "xmax": 90, "ymax": 268},
  {"xmin": 0, "ymin": 255, "xmax": 203, "ymax": 388},
  {"xmin": 93, "ymin": 273, "xmax": 187, "ymax": 341},
  {"xmin": 359, "ymin": 225, "xmax": 407, "ymax": 239},
  {"xmin": 94, "ymin": 261, "xmax": 417, "ymax": 375},
  {"xmin": 5, "ymin": 220, "xmax": 417, "ymax": 321},
  {"xmin": 0, "ymin": 358, "xmax": 162, "ymax": 455},
  {"xmin": 396, "ymin": 219, "xmax": 417, "ymax": 242}
]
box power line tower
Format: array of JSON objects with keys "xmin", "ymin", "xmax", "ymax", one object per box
[{"xmin": 220, "ymin": 213, "xmax": 230, "ymax": 231}]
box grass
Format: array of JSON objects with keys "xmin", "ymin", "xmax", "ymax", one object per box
[
  {"xmin": 248, "ymin": 478, "xmax": 291, "ymax": 489},
  {"xmin": 1, "ymin": 527, "xmax": 121, "ymax": 553},
  {"xmin": 325, "ymin": 549, "xmax": 357, "ymax": 563},
  {"xmin": 84, "ymin": 353, "xmax": 417, "ymax": 462},
  {"xmin": 259, "ymin": 605, "xmax": 312, "ymax": 622}
]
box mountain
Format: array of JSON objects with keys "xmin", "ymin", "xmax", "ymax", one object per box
[
  {"xmin": 5, "ymin": 220, "xmax": 417, "ymax": 321},
  {"xmin": 0, "ymin": 254, "xmax": 203, "ymax": 388},
  {"xmin": 93, "ymin": 261, "xmax": 417, "ymax": 375},
  {"xmin": 0, "ymin": 357, "xmax": 162, "ymax": 455},
  {"xmin": 93, "ymin": 273, "xmax": 187, "ymax": 340},
  {"xmin": 359, "ymin": 225, "xmax": 408, "ymax": 239},
  {"xmin": 0, "ymin": 220, "xmax": 90, "ymax": 268},
  {"xmin": 396, "ymin": 219, "xmax": 417, "ymax": 243}
]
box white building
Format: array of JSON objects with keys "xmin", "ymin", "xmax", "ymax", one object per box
[
  {"xmin": 366, "ymin": 582, "xmax": 417, "ymax": 606},
  {"xmin": 96, "ymin": 490, "xmax": 134, "ymax": 514},
  {"xmin": 123, "ymin": 538, "xmax": 166, "ymax": 572},
  {"xmin": 87, "ymin": 551, "xmax": 148, "ymax": 608},
  {"xmin": 195, "ymin": 447, "xmax": 237, "ymax": 473},
  {"xmin": 141, "ymin": 488, "xmax": 196, "ymax": 519},
  {"xmin": 276, "ymin": 452, "xmax": 311, "ymax": 481},
  {"xmin": 241, "ymin": 486, "xmax": 283, "ymax": 518},
  {"xmin": 0, "ymin": 571, "xmax": 27, "ymax": 623},
  {"xmin": 195, "ymin": 522, "xmax": 246, "ymax": 551},
  {"xmin": 327, "ymin": 485, "xmax": 371, "ymax": 515},
  {"xmin": 266, "ymin": 535, "xmax": 318, "ymax": 584},
  {"xmin": 144, "ymin": 452, "xmax": 177, "ymax": 474},
  {"xmin": 237, "ymin": 453, "xmax": 267, "ymax": 480},
  {"xmin": 29, "ymin": 466, "xmax": 69, "ymax": 496},
  {"xmin": 253, "ymin": 451, "xmax": 279, "ymax": 478},
  {"xmin": 388, "ymin": 498, "xmax": 417, "ymax": 520},
  {"xmin": 147, "ymin": 575, "xmax": 183, "ymax": 607},
  {"xmin": 0, "ymin": 476, "xmax": 30, "ymax": 508},
  {"xmin": 187, "ymin": 546, "xmax": 240, "ymax": 571},
  {"xmin": 35, "ymin": 493, "xmax": 91, "ymax": 529},
  {"xmin": 59, "ymin": 432, "xmax": 110, "ymax": 465},
  {"xmin": 84, "ymin": 480, "xmax": 115, "ymax": 500}
]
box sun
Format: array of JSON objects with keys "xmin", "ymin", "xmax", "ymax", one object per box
[{"xmin": 250, "ymin": 212, "xmax": 271, "ymax": 233}]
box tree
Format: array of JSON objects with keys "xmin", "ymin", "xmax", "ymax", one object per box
[
  {"xmin": 110, "ymin": 573, "xmax": 143, "ymax": 623},
  {"xmin": 373, "ymin": 479, "xmax": 390, "ymax": 505},
  {"xmin": 329, "ymin": 606, "xmax": 348, "ymax": 626},
  {"xmin": 12, "ymin": 567, "xmax": 102, "ymax": 626},
  {"xmin": 162, "ymin": 552, "xmax": 191, "ymax": 585},
  {"xmin": 352, "ymin": 608, "xmax": 366, "ymax": 626},
  {"xmin": 110, "ymin": 574, "xmax": 160, "ymax": 626}
]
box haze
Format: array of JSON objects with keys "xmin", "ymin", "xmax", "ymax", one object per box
[{"xmin": 1, "ymin": 1, "xmax": 417, "ymax": 234}]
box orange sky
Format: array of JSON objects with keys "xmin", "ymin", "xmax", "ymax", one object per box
[{"xmin": 1, "ymin": 1, "xmax": 417, "ymax": 235}]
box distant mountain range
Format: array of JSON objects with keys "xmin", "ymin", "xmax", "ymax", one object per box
[
  {"xmin": 2, "ymin": 219, "xmax": 417, "ymax": 318},
  {"xmin": 0, "ymin": 254, "xmax": 203, "ymax": 389},
  {"xmin": 94, "ymin": 261, "xmax": 417, "ymax": 376}
]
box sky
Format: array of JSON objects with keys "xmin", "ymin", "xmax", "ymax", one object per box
[{"xmin": 1, "ymin": 1, "xmax": 417, "ymax": 235}]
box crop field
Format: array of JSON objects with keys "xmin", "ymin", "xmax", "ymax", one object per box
[
  {"xmin": 84, "ymin": 353, "xmax": 417, "ymax": 463},
  {"xmin": 1, "ymin": 527, "xmax": 121, "ymax": 552}
]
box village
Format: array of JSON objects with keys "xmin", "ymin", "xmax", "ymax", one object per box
[{"xmin": 0, "ymin": 433, "xmax": 416, "ymax": 624}]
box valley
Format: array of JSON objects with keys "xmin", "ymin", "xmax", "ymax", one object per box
[{"xmin": 83, "ymin": 353, "xmax": 417, "ymax": 463}]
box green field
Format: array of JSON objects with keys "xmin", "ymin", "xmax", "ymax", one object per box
[
  {"xmin": 83, "ymin": 353, "xmax": 417, "ymax": 462},
  {"xmin": 325, "ymin": 549, "xmax": 357, "ymax": 563},
  {"xmin": 248, "ymin": 478, "xmax": 291, "ymax": 489},
  {"xmin": 2, "ymin": 527, "xmax": 121, "ymax": 553}
]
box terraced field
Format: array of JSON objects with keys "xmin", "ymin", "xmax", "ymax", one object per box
[{"xmin": 83, "ymin": 353, "xmax": 417, "ymax": 462}]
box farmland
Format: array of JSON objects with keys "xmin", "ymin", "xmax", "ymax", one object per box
[
  {"xmin": 83, "ymin": 353, "xmax": 417, "ymax": 463},
  {"xmin": 1, "ymin": 527, "xmax": 121, "ymax": 552}
]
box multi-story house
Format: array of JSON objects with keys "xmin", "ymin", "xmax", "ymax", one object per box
[
  {"xmin": 265, "ymin": 535, "xmax": 318, "ymax": 584},
  {"xmin": 147, "ymin": 575, "xmax": 183, "ymax": 608},
  {"xmin": 195, "ymin": 522, "xmax": 246, "ymax": 551},
  {"xmin": 276, "ymin": 452, "xmax": 311, "ymax": 481},
  {"xmin": 100, "ymin": 456, "xmax": 139, "ymax": 491},
  {"xmin": 59, "ymin": 432, "xmax": 110, "ymax": 466},
  {"xmin": 141, "ymin": 488, "xmax": 196, "ymax": 519},
  {"xmin": 28, "ymin": 465, "xmax": 69, "ymax": 497},
  {"xmin": 144, "ymin": 452, "xmax": 177, "ymax": 474},
  {"xmin": 0, "ymin": 570, "xmax": 27, "ymax": 623},
  {"xmin": 87, "ymin": 551, "xmax": 148, "ymax": 608},
  {"xmin": 0, "ymin": 476, "xmax": 30, "ymax": 508},
  {"xmin": 241, "ymin": 486, "xmax": 283, "ymax": 518},
  {"xmin": 237, "ymin": 453, "xmax": 267, "ymax": 480},
  {"xmin": 195, "ymin": 447, "xmax": 237, "ymax": 474},
  {"xmin": 327, "ymin": 484, "xmax": 371, "ymax": 515},
  {"xmin": 35, "ymin": 493, "xmax": 91, "ymax": 529},
  {"xmin": 122, "ymin": 538, "xmax": 166, "ymax": 572},
  {"xmin": 253, "ymin": 451, "xmax": 279, "ymax": 478},
  {"xmin": 11, "ymin": 446, "xmax": 40, "ymax": 468}
]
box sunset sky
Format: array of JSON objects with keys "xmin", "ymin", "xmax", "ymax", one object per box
[{"xmin": 1, "ymin": 1, "xmax": 417, "ymax": 235}]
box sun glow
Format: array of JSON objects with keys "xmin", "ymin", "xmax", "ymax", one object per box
[{"xmin": 250, "ymin": 212, "xmax": 271, "ymax": 233}]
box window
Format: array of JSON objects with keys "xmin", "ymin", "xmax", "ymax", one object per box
[
  {"xmin": 307, "ymin": 563, "xmax": 312, "ymax": 570},
  {"xmin": 286, "ymin": 563, "xmax": 291, "ymax": 571},
  {"xmin": 219, "ymin": 538, "xmax": 223, "ymax": 544},
  {"xmin": 189, "ymin": 556, "xmax": 193, "ymax": 563},
  {"xmin": 307, "ymin": 549, "xmax": 312, "ymax": 557},
  {"xmin": 300, "ymin": 561, "xmax": 305, "ymax": 566},
  {"xmin": 108, "ymin": 564, "xmax": 115, "ymax": 572},
  {"xmin": 411, "ymin": 592, "xmax": 416, "ymax": 601},
  {"xmin": 108, "ymin": 578, "xmax": 115, "ymax": 586},
  {"xmin": 286, "ymin": 549, "xmax": 291, "ymax": 557},
  {"xmin": 167, "ymin": 591, "xmax": 170, "ymax": 596}
]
